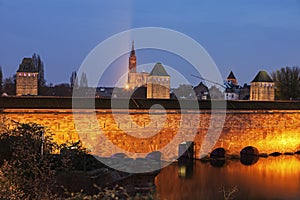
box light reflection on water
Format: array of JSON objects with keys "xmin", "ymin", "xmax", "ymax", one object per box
[{"xmin": 155, "ymin": 156, "xmax": 300, "ymax": 200}]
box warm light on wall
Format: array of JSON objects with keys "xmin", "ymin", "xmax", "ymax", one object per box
[{"xmin": 125, "ymin": 84, "xmax": 129, "ymax": 90}]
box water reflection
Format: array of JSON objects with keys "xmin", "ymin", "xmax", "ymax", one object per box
[
  {"xmin": 178, "ymin": 158, "xmax": 194, "ymax": 178},
  {"xmin": 240, "ymin": 155, "xmax": 259, "ymax": 165},
  {"xmin": 210, "ymin": 159, "xmax": 226, "ymax": 167},
  {"xmin": 156, "ymin": 156, "xmax": 300, "ymax": 200}
]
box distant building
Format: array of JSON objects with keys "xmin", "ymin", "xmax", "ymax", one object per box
[
  {"xmin": 225, "ymin": 71, "xmax": 239, "ymax": 100},
  {"xmin": 224, "ymin": 71, "xmax": 250, "ymax": 100},
  {"xmin": 239, "ymin": 84, "xmax": 250, "ymax": 100},
  {"xmin": 126, "ymin": 42, "xmax": 170, "ymax": 99},
  {"xmin": 250, "ymin": 70, "xmax": 275, "ymax": 101},
  {"xmin": 193, "ymin": 82, "xmax": 209, "ymax": 100},
  {"xmin": 16, "ymin": 58, "xmax": 38, "ymax": 96},
  {"xmin": 147, "ymin": 63, "xmax": 170, "ymax": 99},
  {"xmin": 226, "ymin": 71, "xmax": 238, "ymax": 85}
]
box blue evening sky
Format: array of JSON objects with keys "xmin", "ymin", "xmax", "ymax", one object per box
[{"xmin": 0, "ymin": 0, "xmax": 300, "ymax": 87}]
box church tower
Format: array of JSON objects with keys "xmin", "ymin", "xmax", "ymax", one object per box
[
  {"xmin": 126, "ymin": 41, "xmax": 148, "ymax": 90},
  {"xmin": 128, "ymin": 41, "xmax": 136, "ymax": 73}
]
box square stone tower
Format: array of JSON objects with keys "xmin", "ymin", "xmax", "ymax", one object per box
[
  {"xmin": 147, "ymin": 63, "xmax": 170, "ymax": 99},
  {"xmin": 250, "ymin": 70, "xmax": 275, "ymax": 101},
  {"xmin": 16, "ymin": 58, "xmax": 38, "ymax": 96}
]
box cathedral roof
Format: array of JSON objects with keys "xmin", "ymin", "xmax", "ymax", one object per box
[
  {"xmin": 149, "ymin": 63, "xmax": 169, "ymax": 76},
  {"xmin": 17, "ymin": 58, "xmax": 38, "ymax": 72},
  {"xmin": 251, "ymin": 70, "xmax": 273, "ymax": 83}
]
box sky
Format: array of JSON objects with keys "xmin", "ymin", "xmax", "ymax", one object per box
[{"xmin": 0, "ymin": 0, "xmax": 300, "ymax": 87}]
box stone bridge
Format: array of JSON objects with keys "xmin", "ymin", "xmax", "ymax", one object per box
[{"xmin": 1, "ymin": 107, "xmax": 300, "ymax": 160}]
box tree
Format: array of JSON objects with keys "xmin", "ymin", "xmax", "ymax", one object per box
[
  {"xmin": 80, "ymin": 72, "xmax": 88, "ymax": 88},
  {"xmin": 70, "ymin": 71, "xmax": 78, "ymax": 88},
  {"xmin": 0, "ymin": 122, "xmax": 58, "ymax": 199},
  {"xmin": 3, "ymin": 76, "xmax": 16, "ymax": 95},
  {"xmin": 32, "ymin": 53, "xmax": 46, "ymax": 86},
  {"xmin": 209, "ymin": 85, "xmax": 224, "ymax": 100},
  {"xmin": 271, "ymin": 66, "xmax": 300, "ymax": 100},
  {"xmin": 53, "ymin": 83, "xmax": 72, "ymax": 96},
  {"xmin": 173, "ymin": 84, "xmax": 196, "ymax": 99}
]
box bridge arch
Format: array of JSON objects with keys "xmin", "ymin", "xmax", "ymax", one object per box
[
  {"xmin": 210, "ymin": 147, "xmax": 226, "ymax": 158},
  {"xmin": 240, "ymin": 146, "xmax": 259, "ymax": 156}
]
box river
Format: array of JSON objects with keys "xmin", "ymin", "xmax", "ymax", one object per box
[{"xmin": 155, "ymin": 155, "xmax": 300, "ymax": 200}]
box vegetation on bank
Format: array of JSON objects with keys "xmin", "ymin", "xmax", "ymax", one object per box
[
  {"xmin": 0, "ymin": 122, "xmax": 157, "ymax": 199},
  {"xmin": 271, "ymin": 66, "xmax": 300, "ymax": 100}
]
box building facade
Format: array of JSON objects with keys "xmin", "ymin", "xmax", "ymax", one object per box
[
  {"xmin": 250, "ymin": 70, "xmax": 275, "ymax": 101},
  {"xmin": 16, "ymin": 58, "xmax": 38, "ymax": 96},
  {"xmin": 146, "ymin": 63, "xmax": 170, "ymax": 99}
]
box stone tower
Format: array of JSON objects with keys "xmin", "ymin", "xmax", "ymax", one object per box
[
  {"xmin": 147, "ymin": 63, "xmax": 170, "ymax": 99},
  {"xmin": 16, "ymin": 58, "xmax": 38, "ymax": 96},
  {"xmin": 250, "ymin": 70, "xmax": 275, "ymax": 101}
]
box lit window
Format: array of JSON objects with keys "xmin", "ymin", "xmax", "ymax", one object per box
[
  {"xmin": 24, "ymin": 73, "xmax": 26, "ymax": 76},
  {"xmin": 28, "ymin": 73, "xmax": 31, "ymax": 77},
  {"xmin": 19, "ymin": 73, "xmax": 22, "ymax": 76}
]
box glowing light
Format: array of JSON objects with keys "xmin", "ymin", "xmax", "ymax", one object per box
[{"xmin": 178, "ymin": 166, "xmax": 186, "ymax": 177}]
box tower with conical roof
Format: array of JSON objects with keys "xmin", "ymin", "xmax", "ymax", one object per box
[
  {"xmin": 250, "ymin": 70, "xmax": 274, "ymax": 101},
  {"xmin": 226, "ymin": 71, "xmax": 238, "ymax": 85},
  {"xmin": 16, "ymin": 58, "xmax": 38, "ymax": 96}
]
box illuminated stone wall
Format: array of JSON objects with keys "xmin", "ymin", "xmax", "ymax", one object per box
[{"xmin": 1, "ymin": 109, "xmax": 300, "ymax": 159}]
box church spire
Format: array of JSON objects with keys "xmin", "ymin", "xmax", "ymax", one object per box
[
  {"xmin": 130, "ymin": 40, "xmax": 135, "ymax": 57},
  {"xmin": 131, "ymin": 40, "xmax": 134, "ymax": 51},
  {"xmin": 129, "ymin": 40, "xmax": 136, "ymax": 73}
]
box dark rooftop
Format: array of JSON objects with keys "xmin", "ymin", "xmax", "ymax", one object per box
[
  {"xmin": 17, "ymin": 58, "xmax": 38, "ymax": 72},
  {"xmin": 227, "ymin": 71, "xmax": 236, "ymax": 80},
  {"xmin": 251, "ymin": 71, "xmax": 273, "ymax": 83},
  {"xmin": 149, "ymin": 63, "xmax": 169, "ymax": 76}
]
